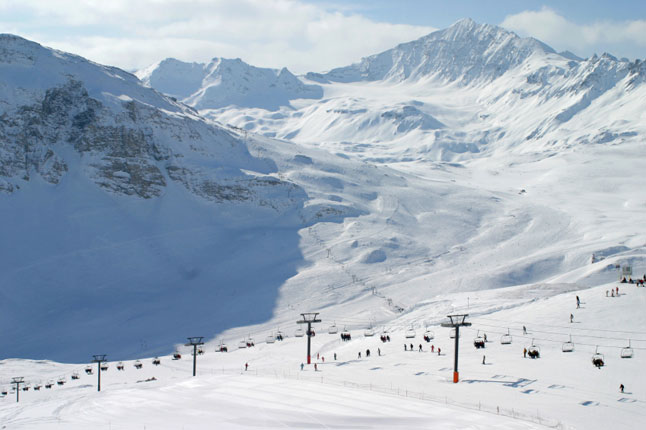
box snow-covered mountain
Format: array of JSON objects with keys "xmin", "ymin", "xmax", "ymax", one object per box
[
  {"xmin": 137, "ymin": 57, "xmax": 322, "ymax": 111},
  {"xmin": 2, "ymin": 17, "xmax": 645, "ymax": 370},
  {"xmin": 180, "ymin": 19, "xmax": 646, "ymax": 164}
]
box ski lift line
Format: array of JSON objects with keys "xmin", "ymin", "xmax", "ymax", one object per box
[
  {"xmin": 460, "ymin": 327, "xmax": 646, "ymax": 350},
  {"xmin": 468, "ymin": 322, "xmax": 646, "ymax": 343},
  {"xmin": 476, "ymin": 316, "xmax": 646, "ymax": 336}
]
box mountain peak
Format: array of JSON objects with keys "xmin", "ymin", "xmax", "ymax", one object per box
[{"xmin": 320, "ymin": 19, "xmax": 555, "ymax": 84}]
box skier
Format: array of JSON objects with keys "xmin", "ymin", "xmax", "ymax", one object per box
[
  {"xmin": 314, "ymin": 363, "xmax": 318, "ymax": 371},
  {"xmin": 523, "ymin": 326, "xmax": 527, "ymax": 335},
  {"xmin": 404, "ymin": 344, "xmax": 407, "ymax": 351},
  {"xmin": 300, "ymin": 363, "xmax": 304, "ymax": 371},
  {"xmin": 418, "ymin": 344, "xmax": 422, "ymax": 352},
  {"xmin": 245, "ymin": 363, "xmax": 248, "ymax": 371},
  {"xmin": 606, "ymin": 290, "xmax": 609, "ymax": 297},
  {"xmin": 482, "ymin": 355, "xmax": 486, "ymax": 365},
  {"xmin": 378, "ymin": 348, "xmax": 381, "ymax": 356},
  {"xmin": 570, "ymin": 313, "xmax": 574, "ymax": 323},
  {"xmin": 410, "ymin": 343, "xmax": 414, "ymax": 351},
  {"xmin": 431, "ymin": 345, "xmax": 434, "ymax": 353},
  {"xmin": 366, "ymin": 349, "xmax": 370, "ymax": 357},
  {"xmin": 322, "ymin": 356, "xmax": 325, "ymax": 363},
  {"xmin": 358, "ymin": 352, "xmax": 361, "ymax": 359},
  {"xmin": 484, "ymin": 333, "xmax": 487, "ymax": 342},
  {"xmin": 334, "ymin": 353, "xmax": 337, "ymax": 361},
  {"xmin": 437, "ymin": 347, "xmax": 441, "ymax": 356},
  {"xmin": 616, "ymin": 286, "xmax": 619, "ymax": 295},
  {"xmin": 576, "ymin": 295, "xmax": 580, "ymax": 308},
  {"xmin": 317, "ymin": 353, "xmax": 319, "ymax": 360},
  {"xmin": 620, "ymin": 384, "xmax": 624, "ymax": 393},
  {"xmin": 523, "ymin": 347, "xmax": 527, "ymax": 358}
]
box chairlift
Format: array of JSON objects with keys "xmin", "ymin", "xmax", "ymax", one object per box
[
  {"xmin": 592, "ymin": 346, "xmax": 605, "ymax": 368},
  {"xmin": 34, "ymin": 384, "xmax": 42, "ymax": 391},
  {"xmin": 22, "ymin": 384, "xmax": 30, "ymax": 391},
  {"xmin": 134, "ymin": 360, "xmax": 143, "ymax": 369},
  {"xmin": 218, "ymin": 341, "xmax": 228, "ymax": 352},
  {"xmin": 266, "ymin": 334, "xmax": 275, "ymax": 344},
  {"xmin": 45, "ymin": 382, "xmax": 53, "ymax": 389},
  {"xmin": 473, "ymin": 330, "xmax": 485, "ymax": 349},
  {"xmin": 100, "ymin": 363, "xmax": 109, "ymax": 371},
  {"xmin": 449, "ymin": 328, "xmax": 456, "ymax": 339},
  {"xmin": 1, "ymin": 389, "xmax": 7, "ymax": 396},
  {"xmin": 275, "ymin": 330, "xmax": 284, "ymax": 341},
  {"xmin": 71, "ymin": 372, "xmax": 80, "ymax": 380},
  {"xmin": 500, "ymin": 328, "xmax": 512, "ymax": 345},
  {"xmin": 621, "ymin": 339, "xmax": 633, "ymax": 359},
  {"xmin": 364, "ymin": 326, "xmax": 375, "ymax": 337},
  {"xmin": 423, "ymin": 330, "xmax": 435, "ymax": 342},
  {"xmin": 405, "ymin": 325, "xmax": 416, "ymax": 338},
  {"xmin": 527, "ymin": 340, "xmax": 540, "ymax": 359},
  {"xmin": 294, "ymin": 328, "xmax": 304, "ymax": 338},
  {"xmin": 117, "ymin": 362, "xmax": 125, "ymax": 371},
  {"xmin": 197, "ymin": 347, "xmax": 204, "ymax": 355},
  {"xmin": 247, "ymin": 336, "xmax": 255, "ymax": 346},
  {"xmin": 152, "ymin": 357, "xmax": 161, "ymax": 366},
  {"xmin": 85, "ymin": 365, "xmax": 93, "ymax": 375},
  {"xmin": 173, "ymin": 351, "xmax": 182, "ymax": 359},
  {"xmin": 328, "ymin": 322, "xmax": 339, "ymax": 334},
  {"xmin": 562, "ymin": 335, "xmax": 574, "ymax": 353},
  {"xmin": 57, "ymin": 378, "xmax": 66, "ymax": 386},
  {"xmin": 238, "ymin": 339, "xmax": 248, "ymax": 348}
]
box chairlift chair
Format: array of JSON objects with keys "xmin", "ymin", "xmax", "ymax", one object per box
[
  {"xmin": 85, "ymin": 365, "xmax": 93, "ymax": 375},
  {"xmin": 527, "ymin": 340, "xmax": 540, "ymax": 359},
  {"xmin": 1, "ymin": 389, "xmax": 7, "ymax": 396},
  {"xmin": 34, "ymin": 384, "xmax": 42, "ymax": 391},
  {"xmin": 152, "ymin": 357, "xmax": 161, "ymax": 366},
  {"xmin": 134, "ymin": 360, "xmax": 143, "ymax": 369},
  {"xmin": 22, "ymin": 384, "xmax": 30, "ymax": 391},
  {"xmin": 275, "ymin": 330, "xmax": 284, "ymax": 341},
  {"xmin": 423, "ymin": 330, "xmax": 435, "ymax": 342},
  {"xmin": 197, "ymin": 347, "xmax": 205, "ymax": 355},
  {"xmin": 592, "ymin": 346, "xmax": 605, "ymax": 368},
  {"xmin": 449, "ymin": 328, "xmax": 456, "ymax": 339},
  {"xmin": 100, "ymin": 363, "xmax": 109, "ymax": 371},
  {"xmin": 173, "ymin": 351, "xmax": 182, "ymax": 359},
  {"xmin": 117, "ymin": 362, "xmax": 125, "ymax": 371},
  {"xmin": 328, "ymin": 323, "xmax": 338, "ymax": 335},
  {"xmin": 562, "ymin": 335, "xmax": 574, "ymax": 353},
  {"xmin": 45, "ymin": 382, "xmax": 53, "ymax": 389},
  {"xmin": 405, "ymin": 325, "xmax": 416, "ymax": 338},
  {"xmin": 473, "ymin": 330, "xmax": 485, "ymax": 349},
  {"xmin": 57, "ymin": 378, "xmax": 66, "ymax": 386},
  {"xmin": 266, "ymin": 334, "xmax": 275, "ymax": 344},
  {"xmin": 238, "ymin": 339, "xmax": 248, "ymax": 348},
  {"xmin": 500, "ymin": 328, "xmax": 512, "ymax": 345},
  {"xmin": 621, "ymin": 339, "xmax": 634, "ymax": 359},
  {"xmin": 294, "ymin": 328, "xmax": 304, "ymax": 338},
  {"xmin": 71, "ymin": 372, "xmax": 80, "ymax": 380},
  {"xmin": 364, "ymin": 326, "xmax": 375, "ymax": 337},
  {"xmin": 218, "ymin": 341, "xmax": 228, "ymax": 352}
]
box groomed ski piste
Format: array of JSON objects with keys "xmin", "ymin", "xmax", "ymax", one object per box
[{"xmin": 2, "ymin": 277, "xmax": 644, "ymax": 429}]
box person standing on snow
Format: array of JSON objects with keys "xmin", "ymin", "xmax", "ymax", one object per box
[
  {"xmin": 576, "ymin": 295, "xmax": 580, "ymax": 308},
  {"xmin": 300, "ymin": 363, "xmax": 304, "ymax": 371}
]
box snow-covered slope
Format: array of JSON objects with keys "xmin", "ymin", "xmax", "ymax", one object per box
[{"xmin": 137, "ymin": 57, "xmax": 322, "ymax": 111}]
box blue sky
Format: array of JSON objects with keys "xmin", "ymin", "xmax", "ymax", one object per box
[{"xmin": 0, "ymin": 1, "xmax": 644, "ymax": 72}]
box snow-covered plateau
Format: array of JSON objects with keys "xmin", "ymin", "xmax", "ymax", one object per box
[{"xmin": 1, "ymin": 18, "xmax": 646, "ymax": 429}]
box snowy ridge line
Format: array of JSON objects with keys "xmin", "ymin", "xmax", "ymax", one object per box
[{"xmin": 219, "ymin": 367, "xmax": 569, "ymax": 429}]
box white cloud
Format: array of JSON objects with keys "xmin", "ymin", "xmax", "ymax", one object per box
[
  {"xmin": 501, "ymin": 7, "xmax": 646, "ymax": 59},
  {"xmin": 2, "ymin": 0, "xmax": 436, "ymax": 73}
]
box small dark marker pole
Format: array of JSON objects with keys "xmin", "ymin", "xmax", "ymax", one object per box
[
  {"xmin": 185, "ymin": 337, "xmax": 204, "ymax": 376},
  {"xmin": 297, "ymin": 313, "xmax": 321, "ymax": 364},
  {"xmin": 441, "ymin": 314, "xmax": 471, "ymax": 383},
  {"xmin": 11, "ymin": 377, "xmax": 24, "ymax": 403},
  {"xmin": 92, "ymin": 355, "xmax": 107, "ymax": 392}
]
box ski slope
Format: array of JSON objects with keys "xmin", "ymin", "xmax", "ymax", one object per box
[{"xmin": 2, "ymin": 280, "xmax": 644, "ymax": 429}]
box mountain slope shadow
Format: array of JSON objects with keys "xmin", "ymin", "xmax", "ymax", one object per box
[{"xmin": 0, "ymin": 172, "xmax": 309, "ymax": 363}]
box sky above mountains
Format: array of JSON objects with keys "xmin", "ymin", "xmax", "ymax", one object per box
[{"xmin": 1, "ymin": 0, "xmax": 644, "ymax": 73}]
